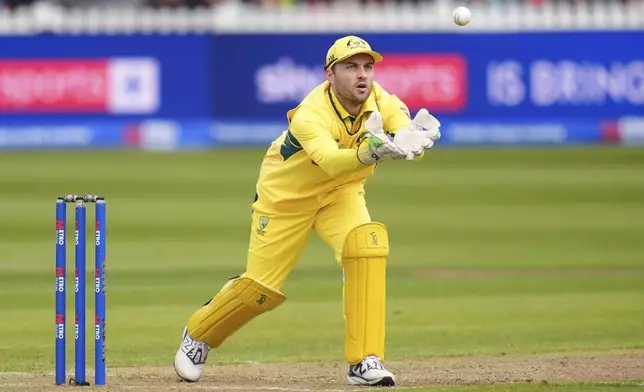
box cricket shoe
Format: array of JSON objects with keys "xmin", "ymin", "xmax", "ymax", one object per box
[
  {"xmin": 347, "ymin": 355, "xmax": 395, "ymax": 386},
  {"xmin": 173, "ymin": 327, "xmax": 210, "ymax": 382}
]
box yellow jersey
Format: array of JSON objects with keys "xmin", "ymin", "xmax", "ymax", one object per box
[{"xmin": 253, "ymin": 81, "xmax": 412, "ymax": 213}]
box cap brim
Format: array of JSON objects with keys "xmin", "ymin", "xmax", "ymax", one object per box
[{"xmin": 326, "ymin": 50, "xmax": 384, "ymax": 69}]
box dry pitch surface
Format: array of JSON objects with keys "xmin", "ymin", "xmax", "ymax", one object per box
[{"xmin": 2, "ymin": 351, "xmax": 643, "ymax": 391}]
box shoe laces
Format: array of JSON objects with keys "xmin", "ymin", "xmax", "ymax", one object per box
[{"xmin": 350, "ymin": 355, "xmax": 385, "ymax": 374}]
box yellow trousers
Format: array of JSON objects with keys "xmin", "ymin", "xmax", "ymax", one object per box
[{"xmin": 243, "ymin": 189, "xmax": 371, "ymax": 290}]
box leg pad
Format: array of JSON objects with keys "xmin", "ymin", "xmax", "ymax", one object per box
[
  {"xmin": 342, "ymin": 222, "xmax": 389, "ymax": 364},
  {"xmin": 187, "ymin": 276, "xmax": 286, "ymax": 348}
]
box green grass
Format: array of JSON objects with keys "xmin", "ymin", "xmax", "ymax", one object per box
[{"xmin": 0, "ymin": 146, "xmax": 643, "ymax": 382}]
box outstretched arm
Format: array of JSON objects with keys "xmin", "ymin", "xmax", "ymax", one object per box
[
  {"xmin": 290, "ymin": 118, "xmax": 364, "ymax": 178},
  {"xmin": 290, "ymin": 112, "xmax": 407, "ymax": 178}
]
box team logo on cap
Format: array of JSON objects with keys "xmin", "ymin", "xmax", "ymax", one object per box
[{"xmin": 346, "ymin": 37, "xmax": 368, "ymax": 49}]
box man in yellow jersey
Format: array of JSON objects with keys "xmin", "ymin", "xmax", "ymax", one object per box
[{"xmin": 174, "ymin": 35, "xmax": 441, "ymax": 387}]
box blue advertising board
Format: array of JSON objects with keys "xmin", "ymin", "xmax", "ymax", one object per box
[
  {"xmin": 212, "ymin": 31, "xmax": 644, "ymax": 121},
  {"xmin": 0, "ymin": 31, "xmax": 642, "ymax": 149}
]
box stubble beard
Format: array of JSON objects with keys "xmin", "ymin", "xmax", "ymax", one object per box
[{"xmin": 346, "ymin": 85, "xmax": 370, "ymax": 106}]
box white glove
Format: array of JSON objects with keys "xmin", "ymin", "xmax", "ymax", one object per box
[
  {"xmin": 357, "ymin": 111, "xmax": 407, "ymax": 165},
  {"xmin": 393, "ymin": 109, "xmax": 441, "ymax": 160}
]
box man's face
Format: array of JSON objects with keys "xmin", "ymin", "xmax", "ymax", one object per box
[{"xmin": 326, "ymin": 53, "xmax": 375, "ymax": 106}]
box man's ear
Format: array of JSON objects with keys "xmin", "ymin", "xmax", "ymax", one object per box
[{"xmin": 325, "ymin": 66, "xmax": 334, "ymax": 83}]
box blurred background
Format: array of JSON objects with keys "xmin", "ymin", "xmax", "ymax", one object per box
[{"xmin": 0, "ymin": 0, "xmax": 642, "ymax": 149}]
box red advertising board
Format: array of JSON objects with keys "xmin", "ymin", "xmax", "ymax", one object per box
[
  {"xmin": 0, "ymin": 58, "xmax": 159, "ymax": 114},
  {"xmin": 376, "ymin": 54, "xmax": 467, "ymax": 112},
  {"xmin": 0, "ymin": 60, "xmax": 108, "ymax": 112}
]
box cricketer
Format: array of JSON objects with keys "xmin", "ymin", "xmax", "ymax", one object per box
[{"xmin": 173, "ymin": 35, "xmax": 441, "ymax": 387}]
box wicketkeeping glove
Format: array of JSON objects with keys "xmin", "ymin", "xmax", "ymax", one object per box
[
  {"xmin": 393, "ymin": 108, "xmax": 441, "ymax": 160},
  {"xmin": 357, "ymin": 111, "xmax": 407, "ymax": 165}
]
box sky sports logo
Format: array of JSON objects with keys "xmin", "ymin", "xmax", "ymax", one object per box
[
  {"xmin": 0, "ymin": 58, "xmax": 159, "ymax": 114},
  {"xmin": 376, "ymin": 54, "xmax": 467, "ymax": 112},
  {"xmin": 254, "ymin": 54, "xmax": 467, "ymax": 112}
]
